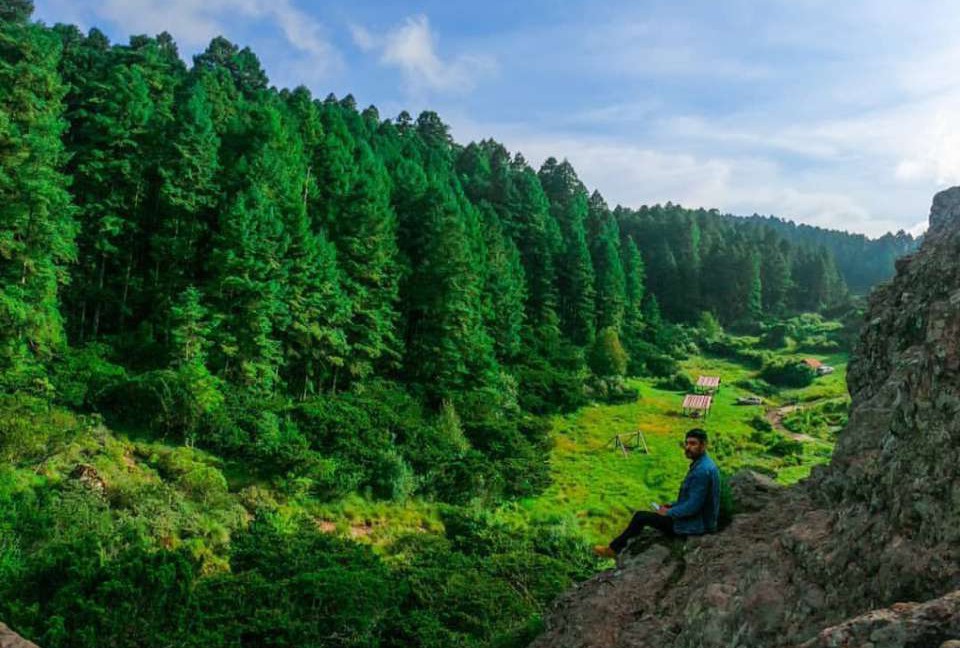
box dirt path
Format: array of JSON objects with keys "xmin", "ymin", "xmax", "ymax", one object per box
[{"xmin": 765, "ymin": 404, "xmax": 817, "ymax": 442}]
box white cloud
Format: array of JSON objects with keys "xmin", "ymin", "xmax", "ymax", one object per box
[
  {"xmin": 349, "ymin": 23, "xmax": 376, "ymax": 52},
  {"xmin": 37, "ymin": 0, "xmax": 341, "ymax": 76},
  {"xmin": 364, "ymin": 15, "xmax": 495, "ymax": 94}
]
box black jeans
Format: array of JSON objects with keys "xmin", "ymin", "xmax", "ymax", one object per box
[{"xmin": 609, "ymin": 511, "xmax": 677, "ymax": 553}]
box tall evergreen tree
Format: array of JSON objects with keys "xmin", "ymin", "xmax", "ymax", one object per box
[
  {"xmin": 313, "ymin": 101, "xmax": 400, "ymax": 381},
  {"xmin": 478, "ymin": 208, "xmax": 526, "ymax": 361},
  {"xmin": 402, "ymin": 185, "xmax": 498, "ymax": 396},
  {"xmin": 538, "ymin": 158, "xmax": 596, "ymax": 346},
  {"xmin": 151, "ymin": 79, "xmax": 221, "ymax": 343},
  {"xmin": 760, "ymin": 234, "xmax": 792, "ymax": 316},
  {"xmin": 0, "ymin": 16, "xmax": 76, "ymax": 384},
  {"xmin": 587, "ymin": 191, "xmax": 626, "ymax": 332},
  {"xmin": 620, "ymin": 236, "xmax": 646, "ymax": 360}
]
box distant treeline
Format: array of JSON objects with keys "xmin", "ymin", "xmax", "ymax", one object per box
[{"xmin": 740, "ymin": 214, "xmax": 917, "ymax": 294}]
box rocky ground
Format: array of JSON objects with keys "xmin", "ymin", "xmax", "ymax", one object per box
[
  {"xmin": 0, "ymin": 624, "xmax": 38, "ymax": 648},
  {"xmin": 531, "ymin": 188, "xmax": 960, "ymax": 648}
]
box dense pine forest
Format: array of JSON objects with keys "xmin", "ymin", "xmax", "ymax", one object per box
[{"xmin": 0, "ymin": 3, "xmax": 918, "ymax": 647}]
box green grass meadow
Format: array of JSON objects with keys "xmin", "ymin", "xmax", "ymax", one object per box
[{"xmin": 509, "ymin": 349, "xmax": 848, "ymax": 544}]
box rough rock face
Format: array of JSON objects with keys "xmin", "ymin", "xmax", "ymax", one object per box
[
  {"xmin": 0, "ymin": 624, "xmax": 39, "ymax": 648},
  {"xmin": 531, "ymin": 188, "xmax": 960, "ymax": 648}
]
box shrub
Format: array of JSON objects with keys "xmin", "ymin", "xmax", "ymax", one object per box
[
  {"xmin": 50, "ymin": 343, "xmax": 127, "ymax": 410},
  {"xmin": 654, "ymin": 373, "xmax": 695, "ymax": 392},
  {"xmin": 0, "ymin": 394, "xmax": 86, "ymax": 463},
  {"xmin": 514, "ymin": 358, "xmax": 586, "ymax": 415},
  {"xmin": 585, "ymin": 375, "xmax": 639, "ymax": 403},
  {"xmin": 733, "ymin": 378, "xmax": 780, "ymax": 398},
  {"xmin": 589, "ymin": 327, "xmax": 628, "ymax": 377},
  {"xmin": 102, "ymin": 366, "xmax": 224, "ymax": 441},
  {"xmin": 748, "ymin": 415, "xmax": 773, "ymax": 432},
  {"xmin": 749, "ymin": 428, "xmax": 804, "ymax": 458},
  {"xmin": 760, "ymin": 359, "xmax": 816, "ymax": 388},
  {"xmin": 705, "ymin": 335, "xmax": 770, "ymax": 369},
  {"xmin": 695, "ymin": 311, "xmax": 723, "ymax": 342},
  {"xmin": 759, "ymin": 324, "xmax": 788, "ymax": 349}
]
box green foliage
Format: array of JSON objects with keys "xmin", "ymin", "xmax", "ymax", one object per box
[
  {"xmin": 103, "ymin": 367, "xmax": 224, "ymax": 440},
  {"xmin": 589, "ymin": 327, "xmax": 628, "ymax": 377},
  {"xmin": 0, "ymin": 19, "xmax": 76, "ymax": 387},
  {"xmin": 733, "ymin": 377, "xmax": 780, "ymax": 398},
  {"xmin": 706, "ymin": 334, "xmax": 770, "ymax": 369},
  {"xmin": 0, "ymin": 393, "xmax": 86, "ymax": 463},
  {"xmin": 759, "ymin": 323, "xmax": 789, "ymax": 349},
  {"xmin": 760, "ymin": 358, "xmax": 816, "ymax": 388},
  {"xmin": 584, "ymin": 375, "xmax": 639, "ymax": 404},
  {"xmin": 748, "ymin": 415, "xmax": 773, "ymax": 432},
  {"xmin": 654, "ymin": 372, "xmax": 695, "ymax": 392},
  {"xmin": 695, "ymin": 311, "xmax": 723, "ymax": 342},
  {"xmin": 628, "ymin": 339, "xmax": 679, "ymax": 377},
  {"xmin": 49, "ymin": 343, "xmax": 127, "ymax": 409},
  {"xmin": 749, "ymin": 427, "xmax": 804, "ymax": 458},
  {"xmin": 782, "ymin": 399, "xmax": 848, "ymax": 440}
]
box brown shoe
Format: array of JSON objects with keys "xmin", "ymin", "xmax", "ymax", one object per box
[{"xmin": 593, "ymin": 545, "xmax": 616, "ymax": 559}]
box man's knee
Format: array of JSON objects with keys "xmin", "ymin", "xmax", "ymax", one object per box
[{"xmin": 632, "ymin": 511, "xmax": 656, "ymax": 525}]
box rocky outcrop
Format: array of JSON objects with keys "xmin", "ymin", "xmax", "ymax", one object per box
[
  {"xmin": 0, "ymin": 624, "xmax": 39, "ymax": 648},
  {"xmin": 531, "ymin": 188, "xmax": 960, "ymax": 648},
  {"xmin": 798, "ymin": 590, "xmax": 960, "ymax": 648}
]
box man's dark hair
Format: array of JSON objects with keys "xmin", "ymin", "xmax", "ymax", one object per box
[{"xmin": 686, "ymin": 428, "xmax": 708, "ymax": 443}]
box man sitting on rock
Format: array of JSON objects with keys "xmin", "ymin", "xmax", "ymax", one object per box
[{"xmin": 594, "ymin": 428, "xmax": 720, "ymax": 558}]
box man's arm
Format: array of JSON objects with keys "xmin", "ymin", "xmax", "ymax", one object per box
[{"xmin": 665, "ymin": 469, "xmax": 708, "ymax": 519}]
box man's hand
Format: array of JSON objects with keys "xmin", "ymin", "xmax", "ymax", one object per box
[{"xmin": 656, "ymin": 505, "xmax": 671, "ymax": 516}]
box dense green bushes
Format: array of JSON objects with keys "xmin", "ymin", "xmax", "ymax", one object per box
[
  {"xmin": 0, "ymin": 472, "xmax": 596, "ymax": 648},
  {"xmin": 705, "ymin": 335, "xmax": 770, "ymax": 369},
  {"xmin": 760, "ymin": 359, "xmax": 816, "ymax": 388},
  {"xmin": 782, "ymin": 400, "xmax": 849, "ymax": 440}
]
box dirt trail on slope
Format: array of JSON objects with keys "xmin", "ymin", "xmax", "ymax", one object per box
[{"xmin": 765, "ymin": 403, "xmax": 817, "ymax": 442}]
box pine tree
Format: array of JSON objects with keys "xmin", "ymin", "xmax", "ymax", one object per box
[
  {"xmin": 59, "ymin": 32, "xmax": 183, "ymax": 341},
  {"xmin": 538, "ymin": 158, "xmax": 596, "ymax": 346},
  {"xmin": 1, "ymin": 0, "xmax": 33, "ymax": 23},
  {"xmin": 760, "ymin": 235, "xmax": 792, "ymax": 316},
  {"xmin": 479, "ymin": 208, "xmax": 526, "ymax": 361},
  {"xmin": 621, "ymin": 236, "xmax": 646, "ymax": 363},
  {"xmin": 169, "ymin": 286, "xmax": 214, "ymax": 367},
  {"xmin": 587, "ymin": 191, "xmax": 626, "ymax": 332},
  {"xmin": 746, "ymin": 248, "xmax": 763, "ymax": 321},
  {"xmin": 0, "ymin": 17, "xmax": 76, "ymax": 385},
  {"xmin": 313, "ymin": 102, "xmax": 400, "ymax": 381},
  {"xmin": 403, "ymin": 185, "xmax": 498, "ymax": 396},
  {"xmin": 207, "ymin": 104, "xmax": 293, "ymax": 391},
  {"xmin": 152, "ymin": 79, "xmax": 221, "ymax": 343},
  {"xmin": 281, "ymin": 206, "xmax": 350, "ymax": 398}
]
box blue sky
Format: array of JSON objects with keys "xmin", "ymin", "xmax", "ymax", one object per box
[{"xmin": 33, "ymin": 0, "xmax": 960, "ymax": 237}]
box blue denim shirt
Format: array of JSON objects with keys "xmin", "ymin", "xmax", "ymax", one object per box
[{"xmin": 665, "ymin": 453, "xmax": 720, "ymax": 535}]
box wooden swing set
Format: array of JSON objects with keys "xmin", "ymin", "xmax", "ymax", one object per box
[{"xmin": 606, "ymin": 430, "xmax": 650, "ymax": 458}]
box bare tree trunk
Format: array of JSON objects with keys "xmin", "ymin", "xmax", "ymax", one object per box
[
  {"xmin": 92, "ymin": 253, "xmax": 105, "ymax": 338},
  {"xmin": 120, "ymin": 254, "xmax": 132, "ymax": 334}
]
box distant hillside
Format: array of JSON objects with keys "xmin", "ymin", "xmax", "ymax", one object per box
[{"xmin": 739, "ymin": 214, "xmax": 919, "ymax": 294}]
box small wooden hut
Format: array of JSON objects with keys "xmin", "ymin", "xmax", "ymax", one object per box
[
  {"xmin": 681, "ymin": 393, "xmax": 713, "ymax": 419},
  {"xmin": 695, "ymin": 375, "xmax": 721, "ymax": 394}
]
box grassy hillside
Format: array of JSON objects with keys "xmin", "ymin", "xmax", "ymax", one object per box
[{"xmin": 507, "ymin": 349, "xmax": 846, "ymax": 544}]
